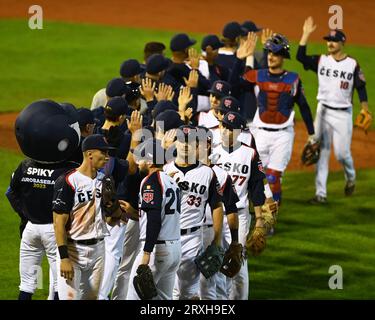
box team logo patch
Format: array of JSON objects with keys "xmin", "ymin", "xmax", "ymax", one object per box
[
  {"xmin": 143, "ymin": 190, "xmax": 154, "ymax": 203},
  {"xmin": 224, "ymin": 99, "xmax": 232, "ymax": 108},
  {"xmin": 216, "ymin": 82, "xmax": 223, "ymax": 91},
  {"xmin": 183, "ymin": 127, "xmax": 191, "ymax": 135},
  {"xmin": 227, "ymin": 113, "xmax": 236, "ymax": 122}
]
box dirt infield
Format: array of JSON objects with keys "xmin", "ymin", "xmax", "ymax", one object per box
[{"xmin": 1, "ymin": 0, "xmax": 374, "ymax": 171}]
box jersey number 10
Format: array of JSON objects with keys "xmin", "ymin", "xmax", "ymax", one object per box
[{"xmin": 340, "ymin": 81, "xmax": 349, "ymax": 90}]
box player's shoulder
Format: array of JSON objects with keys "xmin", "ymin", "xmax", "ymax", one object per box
[
  {"xmin": 55, "ymin": 169, "xmax": 76, "ymax": 190},
  {"xmin": 141, "ymin": 171, "xmax": 164, "ymax": 192}
]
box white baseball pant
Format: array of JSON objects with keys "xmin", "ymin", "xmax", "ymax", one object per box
[
  {"xmin": 314, "ymin": 103, "xmax": 355, "ymax": 197},
  {"xmin": 111, "ymin": 219, "xmax": 140, "ymax": 300},
  {"xmin": 19, "ymin": 222, "xmax": 57, "ymax": 295},
  {"xmin": 127, "ymin": 240, "xmax": 181, "ymax": 300},
  {"xmin": 57, "ymin": 240, "xmax": 105, "ymax": 300}
]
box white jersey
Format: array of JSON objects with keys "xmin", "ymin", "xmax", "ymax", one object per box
[
  {"xmin": 163, "ymin": 162, "xmax": 220, "ymax": 229},
  {"xmin": 198, "ymin": 110, "xmax": 255, "ymax": 147},
  {"xmin": 53, "ymin": 170, "xmax": 110, "ymax": 241},
  {"xmin": 317, "ymin": 55, "xmax": 358, "ymax": 109},
  {"xmin": 213, "ymin": 144, "xmax": 257, "ymax": 209},
  {"xmin": 91, "ymin": 88, "xmax": 107, "ymax": 110},
  {"xmin": 203, "ymin": 165, "xmax": 230, "ymax": 225},
  {"xmin": 138, "ymin": 171, "xmax": 181, "ymax": 242}
]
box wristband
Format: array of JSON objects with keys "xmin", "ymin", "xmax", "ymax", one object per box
[
  {"xmin": 58, "ymin": 245, "xmax": 69, "ymax": 259},
  {"xmin": 230, "ymin": 228, "xmax": 238, "ymax": 243}
]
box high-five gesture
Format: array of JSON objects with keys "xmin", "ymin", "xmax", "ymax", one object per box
[
  {"xmin": 237, "ymin": 32, "xmax": 258, "ymax": 59},
  {"xmin": 183, "ymin": 69, "xmax": 199, "ymax": 88},
  {"xmin": 155, "ymin": 83, "xmax": 175, "ymax": 102},
  {"xmin": 300, "ymin": 16, "xmax": 317, "ymax": 45},
  {"xmin": 261, "ymin": 28, "xmax": 273, "ymax": 45},
  {"xmin": 187, "ymin": 47, "xmax": 200, "ymax": 70},
  {"xmin": 140, "ymin": 78, "xmax": 155, "ymax": 102}
]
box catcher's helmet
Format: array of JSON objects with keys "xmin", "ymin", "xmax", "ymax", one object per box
[
  {"xmin": 124, "ymin": 81, "xmax": 141, "ymax": 103},
  {"xmin": 264, "ymin": 33, "xmax": 290, "ymax": 59}
]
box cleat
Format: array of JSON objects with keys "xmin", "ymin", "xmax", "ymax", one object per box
[
  {"xmin": 344, "ymin": 181, "xmax": 355, "ymax": 196},
  {"xmin": 309, "ymin": 195, "xmax": 327, "ymax": 205}
]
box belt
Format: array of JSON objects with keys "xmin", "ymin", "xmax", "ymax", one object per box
[
  {"xmin": 322, "ymin": 104, "xmax": 350, "ymax": 111},
  {"xmin": 68, "ymin": 238, "xmax": 104, "ymax": 245},
  {"xmin": 139, "ymin": 239, "xmax": 177, "ymax": 244},
  {"xmin": 204, "ymin": 224, "xmax": 213, "ymax": 228},
  {"xmin": 259, "ymin": 127, "xmax": 288, "ymax": 132},
  {"xmin": 181, "ymin": 226, "xmax": 201, "ymax": 235}
]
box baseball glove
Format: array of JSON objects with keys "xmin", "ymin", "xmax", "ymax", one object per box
[
  {"xmin": 195, "ymin": 244, "xmax": 225, "ymax": 279},
  {"xmin": 220, "ymin": 242, "xmax": 244, "ymax": 278},
  {"xmin": 133, "ymin": 264, "xmax": 157, "ymax": 300},
  {"xmin": 101, "ymin": 175, "xmax": 120, "ymax": 217},
  {"xmin": 246, "ymin": 222, "xmax": 267, "ymax": 257},
  {"xmin": 354, "ymin": 109, "xmax": 373, "ymax": 133},
  {"xmin": 301, "ymin": 140, "xmax": 321, "ymax": 166},
  {"xmin": 261, "ymin": 200, "xmax": 278, "ymax": 232}
]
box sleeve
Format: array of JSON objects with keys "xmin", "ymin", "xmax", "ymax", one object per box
[
  {"xmin": 208, "ymin": 173, "xmax": 222, "ymax": 210},
  {"xmin": 228, "ymin": 57, "xmax": 256, "ymax": 97},
  {"xmin": 52, "ymin": 174, "xmax": 75, "ymax": 214},
  {"xmin": 353, "ymin": 64, "xmax": 368, "ymax": 102},
  {"xmin": 222, "ymin": 175, "xmax": 239, "ymax": 214},
  {"xmin": 248, "ymin": 151, "xmax": 266, "ymax": 207},
  {"xmin": 6, "ymin": 164, "xmax": 25, "ymax": 218},
  {"xmin": 294, "ymin": 78, "xmax": 315, "ymax": 135},
  {"xmin": 112, "ymin": 158, "xmax": 129, "ymax": 186},
  {"xmin": 117, "ymin": 170, "xmax": 141, "ymax": 210},
  {"xmin": 296, "ymin": 45, "xmax": 320, "ymax": 73},
  {"xmin": 140, "ymin": 172, "xmax": 163, "ymax": 253}
]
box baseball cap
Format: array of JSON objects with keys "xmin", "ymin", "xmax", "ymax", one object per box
[
  {"xmin": 119, "ymin": 59, "xmax": 145, "ymax": 78},
  {"xmin": 220, "ymin": 111, "xmax": 245, "ymax": 130},
  {"xmin": 176, "ymin": 125, "xmax": 197, "ymax": 143},
  {"xmin": 201, "ymin": 35, "xmax": 225, "ymax": 51},
  {"xmin": 146, "ymin": 54, "xmax": 170, "ymax": 74},
  {"xmin": 133, "ymin": 138, "xmax": 165, "ymax": 165},
  {"xmin": 207, "ymin": 80, "xmax": 231, "ymax": 98},
  {"xmin": 124, "ymin": 81, "xmax": 141, "ymax": 103},
  {"xmin": 155, "ymin": 110, "xmax": 184, "ymax": 132},
  {"xmin": 77, "ymin": 108, "xmax": 95, "ymax": 127},
  {"xmin": 170, "ymin": 33, "xmax": 196, "ymax": 51},
  {"xmin": 222, "ymin": 22, "xmax": 247, "ymax": 40},
  {"xmin": 241, "ymin": 20, "xmax": 262, "ymax": 33},
  {"xmin": 144, "ymin": 42, "xmax": 166, "ymax": 55},
  {"xmin": 152, "ymin": 100, "xmax": 178, "ymax": 119},
  {"xmin": 218, "ymin": 96, "xmax": 241, "ymax": 114},
  {"xmin": 81, "ymin": 134, "xmax": 116, "ymax": 152},
  {"xmin": 105, "ymin": 78, "xmax": 127, "ymax": 98},
  {"xmin": 104, "ymin": 96, "xmax": 128, "ymax": 117},
  {"xmin": 323, "ymin": 30, "xmax": 346, "ymax": 43}
]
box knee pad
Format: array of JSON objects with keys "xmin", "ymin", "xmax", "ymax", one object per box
[{"xmin": 265, "ymin": 169, "xmax": 282, "ymax": 202}]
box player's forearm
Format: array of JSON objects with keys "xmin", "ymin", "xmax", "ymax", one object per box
[
  {"xmin": 212, "ymin": 204, "xmax": 224, "ymax": 246},
  {"xmin": 299, "ymin": 33, "xmax": 311, "ymax": 46},
  {"xmin": 53, "ymin": 213, "xmax": 69, "ymax": 260},
  {"xmin": 226, "ymin": 212, "xmax": 239, "ymax": 243},
  {"xmin": 127, "ymin": 137, "xmax": 140, "ymax": 175},
  {"xmin": 361, "ymin": 101, "xmax": 369, "ymax": 111}
]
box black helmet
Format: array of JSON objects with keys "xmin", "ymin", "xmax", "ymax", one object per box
[{"xmin": 264, "ymin": 33, "xmax": 290, "ymax": 59}]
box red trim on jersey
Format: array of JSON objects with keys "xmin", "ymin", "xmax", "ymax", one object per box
[
  {"xmin": 243, "ymin": 69, "xmax": 257, "ymax": 83},
  {"xmin": 65, "ymin": 169, "xmax": 76, "ymax": 191},
  {"xmin": 156, "ymin": 171, "xmax": 164, "ymax": 195}
]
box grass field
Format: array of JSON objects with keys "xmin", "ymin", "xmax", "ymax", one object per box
[
  {"xmin": 1, "ymin": 147, "xmax": 374, "ymax": 300},
  {"xmin": 0, "ymin": 19, "xmax": 374, "ymax": 125}
]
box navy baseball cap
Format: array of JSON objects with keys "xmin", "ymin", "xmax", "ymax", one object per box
[
  {"xmin": 220, "ymin": 111, "xmax": 245, "ymax": 130},
  {"xmin": 81, "ymin": 134, "xmax": 116, "ymax": 152},
  {"xmin": 222, "ymin": 22, "xmax": 247, "ymax": 40},
  {"xmin": 241, "ymin": 20, "xmax": 262, "ymax": 33},
  {"xmin": 146, "ymin": 54, "xmax": 170, "ymax": 74},
  {"xmin": 105, "ymin": 78, "xmax": 127, "ymax": 98},
  {"xmin": 77, "ymin": 108, "xmax": 95, "ymax": 127},
  {"xmin": 152, "ymin": 100, "xmax": 178, "ymax": 119},
  {"xmin": 201, "ymin": 35, "xmax": 224, "ymax": 51},
  {"xmin": 124, "ymin": 81, "xmax": 141, "ymax": 103},
  {"xmin": 208, "ymin": 80, "xmax": 231, "ymax": 98},
  {"xmin": 105, "ymin": 96, "xmax": 128, "ymax": 117},
  {"xmin": 176, "ymin": 125, "xmax": 197, "ymax": 143},
  {"xmin": 155, "ymin": 110, "xmax": 184, "ymax": 132},
  {"xmin": 119, "ymin": 59, "xmax": 145, "ymax": 78},
  {"xmin": 133, "ymin": 138, "xmax": 165, "ymax": 165},
  {"xmin": 170, "ymin": 33, "xmax": 196, "ymax": 51},
  {"xmin": 219, "ymin": 96, "xmax": 241, "ymax": 114},
  {"xmin": 323, "ymin": 30, "xmax": 346, "ymax": 43}
]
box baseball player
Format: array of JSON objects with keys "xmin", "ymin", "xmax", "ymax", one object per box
[
  {"xmin": 6, "ymin": 100, "xmax": 81, "ymax": 300},
  {"xmin": 213, "ymin": 111, "xmax": 267, "ymax": 300},
  {"xmin": 196, "ymin": 126, "xmax": 240, "ymax": 300},
  {"xmin": 232, "ymin": 32, "xmax": 315, "ymax": 204},
  {"xmin": 163, "ymin": 125, "xmax": 223, "ymax": 299},
  {"xmin": 127, "ymin": 139, "xmax": 181, "ymax": 300},
  {"xmin": 297, "ymin": 17, "xmax": 369, "ymax": 203}
]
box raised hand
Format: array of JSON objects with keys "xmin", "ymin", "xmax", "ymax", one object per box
[
  {"xmin": 261, "ymin": 28, "xmax": 273, "ymax": 45},
  {"xmin": 140, "ymin": 78, "xmax": 155, "ymax": 102},
  {"xmin": 178, "ymin": 86, "xmax": 193, "ymax": 109},
  {"xmin": 126, "ymin": 110, "xmax": 143, "ymax": 135},
  {"xmin": 183, "ymin": 69, "xmax": 199, "ymax": 88},
  {"xmin": 187, "ymin": 47, "xmax": 200, "ymax": 70},
  {"xmin": 155, "ymin": 83, "xmax": 175, "ymax": 102},
  {"xmin": 303, "ymin": 16, "xmax": 317, "ymax": 35},
  {"xmin": 236, "ymin": 32, "xmax": 258, "ymax": 59}
]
